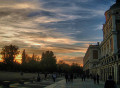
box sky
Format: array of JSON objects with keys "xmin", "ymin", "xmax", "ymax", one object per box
[{"xmin": 0, "ymin": 0, "xmax": 116, "ymax": 66}]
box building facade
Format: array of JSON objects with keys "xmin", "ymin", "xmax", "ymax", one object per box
[
  {"xmin": 83, "ymin": 0, "xmax": 120, "ymax": 83},
  {"xmin": 83, "ymin": 44, "xmax": 100, "ymax": 77}
]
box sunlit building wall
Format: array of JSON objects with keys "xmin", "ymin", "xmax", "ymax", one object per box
[
  {"xmin": 83, "ymin": 0, "xmax": 120, "ymax": 83},
  {"xmin": 83, "ymin": 44, "xmax": 100, "ymax": 77},
  {"xmin": 99, "ymin": 0, "xmax": 120, "ymax": 83}
]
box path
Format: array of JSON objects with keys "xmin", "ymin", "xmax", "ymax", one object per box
[{"xmin": 45, "ymin": 78, "xmax": 120, "ymax": 88}]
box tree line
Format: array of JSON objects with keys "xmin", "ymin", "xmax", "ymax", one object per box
[{"xmin": 0, "ymin": 44, "xmax": 83, "ymax": 74}]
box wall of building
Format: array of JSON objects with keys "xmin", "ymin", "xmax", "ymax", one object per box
[
  {"xmin": 116, "ymin": 20, "xmax": 120, "ymax": 49},
  {"xmin": 83, "ymin": 1, "xmax": 120, "ymax": 83}
]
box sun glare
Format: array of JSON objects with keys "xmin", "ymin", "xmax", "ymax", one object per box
[
  {"xmin": 15, "ymin": 55, "xmax": 22, "ymax": 64},
  {"xmin": 0, "ymin": 54, "xmax": 22, "ymax": 64}
]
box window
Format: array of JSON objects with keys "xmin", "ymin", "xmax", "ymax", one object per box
[
  {"xmin": 110, "ymin": 38, "xmax": 113, "ymax": 51},
  {"xmin": 93, "ymin": 50, "xmax": 98, "ymax": 59}
]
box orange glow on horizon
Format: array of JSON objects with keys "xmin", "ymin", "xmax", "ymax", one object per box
[
  {"xmin": 57, "ymin": 58, "xmax": 83, "ymax": 67},
  {"xmin": 64, "ymin": 61, "xmax": 83, "ymax": 67},
  {"xmin": 0, "ymin": 55, "xmax": 2, "ymax": 62},
  {"xmin": 0, "ymin": 55, "xmax": 22, "ymax": 64},
  {"xmin": 15, "ymin": 55, "xmax": 22, "ymax": 64},
  {"xmin": 0, "ymin": 54, "xmax": 83, "ymax": 66}
]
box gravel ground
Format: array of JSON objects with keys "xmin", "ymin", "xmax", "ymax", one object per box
[
  {"xmin": 0, "ymin": 71, "xmax": 64, "ymax": 88},
  {"xmin": 0, "ymin": 71, "xmax": 51, "ymax": 85}
]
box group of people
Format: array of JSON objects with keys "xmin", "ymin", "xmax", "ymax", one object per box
[
  {"xmin": 65, "ymin": 73, "xmax": 74, "ymax": 83},
  {"xmin": 92, "ymin": 74, "xmax": 117, "ymax": 88},
  {"xmin": 81, "ymin": 74, "xmax": 86, "ymax": 81},
  {"xmin": 36, "ymin": 72, "xmax": 57, "ymax": 82},
  {"xmin": 93, "ymin": 74, "xmax": 99, "ymax": 84},
  {"xmin": 81, "ymin": 74, "xmax": 99, "ymax": 84},
  {"xmin": 34, "ymin": 72, "xmax": 118, "ymax": 88},
  {"xmin": 81, "ymin": 73, "xmax": 117, "ymax": 88},
  {"xmin": 104, "ymin": 75, "xmax": 117, "ymax": 88}
]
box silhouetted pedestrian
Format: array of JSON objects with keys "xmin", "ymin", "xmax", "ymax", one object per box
[
  {"xmin": 90, "ymin": 74, "xmax": 92, "ymax": 79},
  {"xmin": 68, "ymin": 73, "xmax": 71, "ymax": 82},
  {"xmin": 104, "ymin": 75, "xmax": 117, "ymax": 88},
  {"xmin": 65, "ymin": 73, "xmax": 68, "ymax": 83},
  {"xmin": 37, "ymin": 73, "xmax": 41, "ymax": 82},
  {"xmin": 45, "ymin": 73, "xmax": 47, "ymax": 79},
  {"xmin": 81, "ymin": 74, "xmax": 84, "ymax": 81},
  {"xmin": 52, "ymin": 73, "xmax": 56, "ymax": 82},
  {"xmin": 70, "ymin": 73, "xmax": 74, "ymax": 82},
  {"xmin": 83, "ymin": 74, "xmax": 86, "ymax": 81},
  {"xmin": 81, "ymin": 74, "xmax": 86, "ymax": 81},
  {"xmin": 97, "ymin": 74, "xmax": 99, "ymax": 84},
  {"xmin": 93, "ymin": 75, "xmax": 96, "ymax": 84}
]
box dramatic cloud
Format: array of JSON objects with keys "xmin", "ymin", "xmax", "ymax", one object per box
[{"xmin": 0, "ymin": 0, "xmax": 115, "ymax": 65}]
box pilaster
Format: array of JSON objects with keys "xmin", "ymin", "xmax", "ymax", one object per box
[
  {"xmin": 112, "ymin": 15, "xmax": 118, "ymax": 54},
  {"xmin": 114, "ymin": 63, "xmax": 118, "ymax": 83}
]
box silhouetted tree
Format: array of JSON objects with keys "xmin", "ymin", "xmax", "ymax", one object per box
[
  {"xmin": 29, "ymin": 54, "xmax": 36, "ymax": 64},
  {"xmin": 21, "ymin": 53, "xmax": 41, "ymax": 72},
  {"xmin": 32, "ymin": 53, "xmax": 35, "ymax": 60},
  {"xmin": 57, "ymin": 60, "xmax": 70, "ymax": 73},
  {"xmin": 1, "ymin": 44, "xmax": 19, "ymax": 65},
  {"xmin": 70, "ymin": 63, "xmax": 83, "ymax": 74},
  {"xmin": 22, "ymin": 49, "xmax": 26, "ymax": 64},
  {"xmin": 36, "ymin": 56, "xmax": 40, "ymax": 61},
  {"xmin": 40, "ymin": 51, "xmax": 57, "ymax": 72}
]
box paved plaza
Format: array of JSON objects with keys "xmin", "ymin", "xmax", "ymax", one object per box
[
  {"xmin": 45, "ymin": 78, "xmax": 105, "ymax": 88},
  {"xmin": 1, "ymin": 78, "xmax": 120, "ymax": 88}
]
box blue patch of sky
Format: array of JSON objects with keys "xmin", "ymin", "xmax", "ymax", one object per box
[
  {"xmin": 56, "ymin": 52, "xmax": 84, "ymax": 57},
  {"xmin": 28, "ymin": 10, "xmax": 57, "ymax": 17},
  {"xmin": 35, "ymin": 0, "xmax": 115, "ymax": 42},
  {"xmin": 39, "ymin": 15, "xmax": 104, "ymax": 41}
]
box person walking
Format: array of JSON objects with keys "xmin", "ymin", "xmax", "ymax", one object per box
[
  {"xmin": 70, "ymin": 73, "xmax": 74, "ymax": 82},
  {"xmin": 37, "ymin": 73, "xmax": 41, "ymax": 82},
  {"xmin": 81, "ymin": 74, "xmax": 84, "ymax": 81},
  {"xmin": 93, "ymin": 75, "xmax": 96, "ymax": 84},
  {"xmin": 97, "ymin": 74, "xmax": 99, "ymax": 84},
  {"xmin": 65, "ymin": 73, "xmax": 68, "ymax": 83},
  {"xmin": 81, "ymin": 74, "xmax": 86, "ymax": 81},
  {"xmin": 104, "ymin": 75, "xmax": 117, "ymax": 88},
  {"xmin": 52, "ymin": 73, "xmax": 56, "ymax": 82},
  {"xmin": 68, "ymin": 73, "xmax": 71, "ymax": 82},
  {"xmin": 45, "ymin": 73, "xmax": 47, "ymax": 79},
  {"xmin": 83, "ymin": 74, "xmax": 86, "ymax": 81}
]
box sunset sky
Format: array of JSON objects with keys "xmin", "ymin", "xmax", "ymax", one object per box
[{"xmin": 0, "ymin": 0, "xmax": 115, "ymax": 65}]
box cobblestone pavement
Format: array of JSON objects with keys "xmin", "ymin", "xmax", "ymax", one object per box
[
  {"xmin": 45, "ymin": 79, "xmax": 105, "ymax": 88},
  {"xmin": 46, "ymin": 78, "xmax": 120, "ymax": 88},
  {"xmin": 9, "ymin": 78, "xmax": 63, "ymax": 88},
  {"xmin": 0, "ymin": 78, "xmax": 63, "ymax": 88},
  {"xmin": 1, "ymin": 78, "xmax": 120, "ymax": 88},
  {"xmin": 52, "ymin": 79, "xmax": 104, "ymax": 88}
]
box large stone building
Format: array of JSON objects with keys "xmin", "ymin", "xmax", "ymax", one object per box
[
  {"xmin": 83, "ymin": 44, "xmax": 100, "ymax": 77},
  {"xmin": 83, "ymin": 0, "xmax": 120, "ymax": 83}
]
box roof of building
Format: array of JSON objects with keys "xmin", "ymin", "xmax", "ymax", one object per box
[
  {"xmin": 110, "ymin": 0, "xmax": 120, "ymax": 10},
  {"xmin": 83, "ymin": 44, "xmax": 100, "ymax": 60},
  {"xmin": 89, "ymin": 45, "xmax": 99, "ymax": 48}
]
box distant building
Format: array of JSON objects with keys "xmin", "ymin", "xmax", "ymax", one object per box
[
  {"xmin": 83, "ymin": 44, "xmax": 100, "ymax": 77},
  {"xmin": 83, "ymin": 0, "xmax": 120, "ymax": 83}
]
